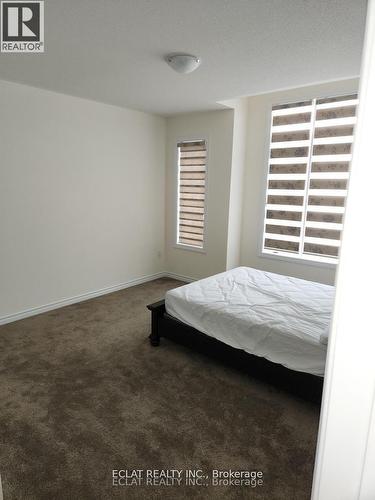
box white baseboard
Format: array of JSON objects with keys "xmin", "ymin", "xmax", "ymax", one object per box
[
  {"xmin": 0, "ymin": 272, "xmax": 165, "ymax": 326},
  {"xmin": 0, "ymin": 271, "xmax": 196, "ymax": 326},
  {"xmin": 163, "ymin": 272, "xmax": 196, "ymax": 283}
]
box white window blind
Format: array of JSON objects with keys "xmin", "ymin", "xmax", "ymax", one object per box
[
  {"xmin": 263, "ymin": 93, "xmax": 358, "ymax": 263},
  {"xmin": 177, "ymin": 140, "xmax": 207, "ymax": 248}
]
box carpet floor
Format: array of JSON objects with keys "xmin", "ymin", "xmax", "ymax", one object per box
[{"xmin": 0, "ymin": 278, "xmax": 320, "ymax": 499}]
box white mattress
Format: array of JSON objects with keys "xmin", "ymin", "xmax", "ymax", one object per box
[{"xmin": 165, "ymin": 267, "xmax": 335, "ymax": 377}]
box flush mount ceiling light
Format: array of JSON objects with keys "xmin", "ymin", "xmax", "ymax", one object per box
[{"xmin": 165, "ymin": 54, "xmax": 201, "ymax": 74}]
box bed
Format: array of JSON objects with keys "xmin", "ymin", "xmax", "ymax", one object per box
[{"xmin": 147, "ymin": 267, "xmax": 334, "ymax": 401}]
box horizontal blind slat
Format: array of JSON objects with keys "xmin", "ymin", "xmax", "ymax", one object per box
[
  {"xmin": 179, "ymin": 225, "xmax": 204, "ymax": 235},
  {"xmin": 179, "ymin": 199, "xmax": 205, "ymax": 208},
  {"xmin": 272, "ymin": 112, "xmax": 311, "ymax": 126},
  {"xmin": 272, "ymin": 105, "xmax": 313, "ymax": 116},
  {"xmin": 178, "ymin": 142, "xmax": 205, "ymax": 149},
  {"xmin": 304, "ymin": 243, "xmax": 339, "ymax": 257},
  {"xmin": 266, "ymin": 204, "xmax": 304, "ymax": 212},
  {"xmin": 179, "ymin": 219, "xmax": 204, "ymax": 228},
  {"xmin": 270, "ymin": 164, "xmax": 307, "ymax": 174},
  {"xmin": 316, "ymin": 99, "xmax": 358, "ymax": 110},
  {"xmin": 180, "ymin": 186, "xmax": 205, "ymax": 193},
  {"xmin": 272, "ymin": 131, "xmax": 310, "ymax": 142},
  {"xmin": 266, "ymin": 210, "xmax": 303, "ymax": 221},
  {"xmin": 180, "ymin": 166, "xmax": 206, "ymax": 172},
  {"xmin": 307, "ymin": 205, "xmax": 345, "ymax": 213},
  {"xmin": 179, "ymin": 193, "xmax": 205, "ymax": 200},
  {"xmin": 179, "ymin": 237, "xmax": 202, "ymax": 246},
  {"xmin": 179, "ymin": 212, "xmax": 204, "ymax": 221},
  {"xmin": 271, "ymin": 140, "xmax": 311, "ymax": 149},
  {"xmin": 180, "ymin": 172, "xmax": 205, "ymax": 180},
  {"xmin": 313, "ymin": 136, "xmax": 354, "ymax": 145},
  {"xmin": 179, "ymin": 207, "xmax": 205, "ymax": 214},
  {"xmin": 180, "ymin": 158, "xmax": 206, "ymax": 166},
  {"xmin": 180, "ymin": 151, "xmax": 207, "ymax": 158},
  {"xmin": 316, "ymin": 94, "xmax": 357, "ymax": 105},
  {"xmin": 179, "ymin": 232, "xmax": 203, "ymax": 241},
  {"xmin": 266, "ymin": 225, "xmax": 301, "ymax": 236},
  {"xmin": 307, "ymin": 212, "xmax": 343, "ymax": 223},
  {"xmin": 264, "ymin": 239, "xmax": 299, "ymax": 252}
]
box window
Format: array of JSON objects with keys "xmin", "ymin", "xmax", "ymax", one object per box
[
  {"xmin": 176, "ymin": 140, "xmax": 207, "ymax": 249},
  {"xmin": 262, "ymin": 93, "xmax": 358, "ymax": 264}
]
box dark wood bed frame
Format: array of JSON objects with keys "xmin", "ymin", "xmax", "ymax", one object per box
[{"xmin": 147, "ymin": 299, "xmax": 323, "ymax": 404}]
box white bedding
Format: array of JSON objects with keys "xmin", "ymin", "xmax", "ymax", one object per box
[{"xmin": 165, "ymin": 267, "xmax": 335, "ymax": 377}]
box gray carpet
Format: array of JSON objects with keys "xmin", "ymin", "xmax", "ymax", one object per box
[{"xmin": 0, "ymin": 278, "xmax": 320, "ymax": 499}]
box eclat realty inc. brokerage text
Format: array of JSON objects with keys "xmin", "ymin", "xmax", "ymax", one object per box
[{"xmin": 113, "ymin": 468, "xmax": 264, "ymax": 488}]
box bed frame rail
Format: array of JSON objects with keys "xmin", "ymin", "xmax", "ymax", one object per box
[{"xmin": 147, "ymin": 299, "xmax": 323, "ymax": 403}]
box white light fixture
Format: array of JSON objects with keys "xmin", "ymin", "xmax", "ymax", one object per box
[{"xmin": 165, "ymin": 54, "xmax": 201, "ymax": 74}]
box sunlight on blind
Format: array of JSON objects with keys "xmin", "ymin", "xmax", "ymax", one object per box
[
  {"xmin": 263, "ymin": 94, "xmax": 358, "ymax": 262},
  {"xmin": 177, "ymin": 140, "xmax": 207, "ymax": 248}
]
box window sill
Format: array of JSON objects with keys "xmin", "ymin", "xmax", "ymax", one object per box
[
  {"xmin": 260, "ymin": 249, "xmax": 337, "ymax": 269},
  {"xmin": 174, "ymin": 243, "xmax": 206, "ymax": 254}
]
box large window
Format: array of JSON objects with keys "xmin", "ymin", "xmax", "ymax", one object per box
[
  {"xmin": 176, "ymin": 140, "xmax": 207, "ymax": 249},
  {"xmin": 262, "ymin": 93, "xmax": 358, "ymax": 264}
]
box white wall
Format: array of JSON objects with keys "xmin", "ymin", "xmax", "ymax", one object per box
[
  {"xmin": 165, "ymin": 110, "xmax": 234, "ymax": 280},
  {"xmin": 240, "ymin": 78, "xmax": 359, "ymax": 285},
  {"xmin": 224, "ymin": 98, "xmax": 248, "ymax": 270},
  {"xmin": 0, "ymin": 80, "xmax": 166, "ymax": 320}
]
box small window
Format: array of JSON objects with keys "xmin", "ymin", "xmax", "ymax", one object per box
[
  {"xmin": 262, "ymin": 93, "xmax": 358, "ymax": 264},
  {"xmin": 176, "ymin": 140, "xmax": 207, "ymax": 249}
]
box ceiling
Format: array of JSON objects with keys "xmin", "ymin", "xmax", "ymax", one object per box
[{"xmin": 0, "ymin": 0, "xmax": 367, "ymax": 115}]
